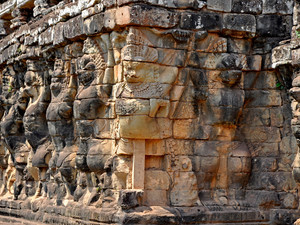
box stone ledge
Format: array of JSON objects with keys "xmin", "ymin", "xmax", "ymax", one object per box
[{"xmin": 0, "ymin": 199, "xmax": 277, "ymax": 225}]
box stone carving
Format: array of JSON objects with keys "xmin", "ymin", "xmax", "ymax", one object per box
[
  {"xmin": 0, "ymin": 0, "xmax": 297, "ymax": 224},
  {"xmin": 22, "ymin": 60, "xmax": 53, "ymax": 199},
  {"xmin": 46, "ymin": 52, "xmax": 78, "ymax": 203},
  {"xmin": 74, "ymin": 36, "xmax": 114, "ymax": 206}
]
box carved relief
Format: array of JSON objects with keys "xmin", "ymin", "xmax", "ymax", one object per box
[{"xmin": 73, "ymin": 36, "xmax": 115, "ymax": 206}]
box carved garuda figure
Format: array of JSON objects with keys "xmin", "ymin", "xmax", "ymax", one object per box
[
  {"xmin": 22, "ymin": 60, "xmax": 53, "ymax": 199},
  {"xmin": 46, "ymin": 46, "xmax": 78, "ymax": 203},
  {"xmin": 74, "ymin": 36, "xmax": 114, "ymax": 205}
]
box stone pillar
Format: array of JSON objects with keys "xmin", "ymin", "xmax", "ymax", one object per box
[{"xmin": 132, "ymin": 140, "xmax": 145, "ymax": 190}]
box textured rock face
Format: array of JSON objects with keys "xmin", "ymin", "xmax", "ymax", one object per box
[{"xmin": 0, "ymin": 0, "xmax": 298, "ymax": 224}]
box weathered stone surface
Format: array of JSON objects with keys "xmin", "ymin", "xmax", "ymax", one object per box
[
  {"xmin": 116, "ymin": 5, "xmax": 179, "ymax": 28},
  {"xmin": 207, "ymin": 0, "xmax": 232, "ymax": 12},
  {"xmin": 145, "ymin": 170, "xmax": 170, "ymax": 190},
  {"xmin": 257, "ymin": 15, "xmax": 292, "ymax": 37},
  {"xmin": 63, "ymin": 15, "xmax": 84, "ymax": 40},
  {"xmin": 83, "ymin": 13, "xmax": 105, "ymax": 35},
  {"xmin": 180, "ymin": 12, "xmax": 222, "ymax": 31},
  {"xmin": 232, "ymin": 0, "xmax": 262, "ymax": 14},
  {"xmin": 223, "ymin": 13, "xmax": 256, "ymax": 37},
  {"xmin": 170, "ymin": 172, "xmax": 198, "ymax": 206},
  {"xmin": 262, "ymin": 0, "xmax": 293, "ymax": 15},
  {"xmin": 0, "ymin": 0, "xmax": 297, "ymax": 224}
]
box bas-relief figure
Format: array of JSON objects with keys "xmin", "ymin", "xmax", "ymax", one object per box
[
  {"xmin": 74, "ymin": 35, "xmax": 113, "ymax": 205},
  {"xmin": 0, "ymin": 26, "xmax": 252, "ymax": 208},
  {"xmin": 46, "ymin": 51, "xmax": 78, "ymax": 203}
]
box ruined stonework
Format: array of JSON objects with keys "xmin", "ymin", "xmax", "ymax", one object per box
[{"xmin": 0, "ymin": 0, "xmax": 298, "ymax": 224}]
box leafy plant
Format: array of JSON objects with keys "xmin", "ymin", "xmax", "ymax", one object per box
[
  {"xmin": 276, "ymin": 81, "xmax": 284, "ymax": 90},
  {"xmin": 7, "ymin": 81, "xmax": 12, "ymax": 92}
]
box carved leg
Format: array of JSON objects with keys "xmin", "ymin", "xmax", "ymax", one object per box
[{"xmin": 227, "ymin": 142, "xmax": 251, "ymax": 209}]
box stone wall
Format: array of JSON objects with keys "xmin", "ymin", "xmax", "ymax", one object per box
[{"xmin": 0, "ymin": 0, "xmax": 298, "ymax": 224}]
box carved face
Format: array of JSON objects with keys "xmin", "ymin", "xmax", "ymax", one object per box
[
  {"xmin": 23, "ymin": 71, "xmax": 39, "ymax": 98},
  {"xmin": 53, "ymin": 59, "xmax": 63, "ymax": 78},
  {"xmin": 17, "ymin": 89, "xmax": 28, "ymax": 111},
  {"xmin": 77, "ymin": 55, "xmax": 96, "ymax": 86}
]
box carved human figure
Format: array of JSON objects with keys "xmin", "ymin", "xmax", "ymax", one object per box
[
  {"xmin": 22, "ymin": 60, "xmax": 53, "ymax": 199},
  {"xmin": 46, "ymin": 56, "xmax": 77, "ymax": 202},
  {"xmin": 0, "ymin": 71, "xmax": 29, "ymax": 199},
  {"xmin": 196, "ymin": 70, "xmax": 251, "ymax": 208},
  {"xmin": 74, "ymin": 36, "xmax": 113, "ymax": 205},
  {"xmin": 114, "ymin": 27, "xmax": 181, "ymax": 203}
]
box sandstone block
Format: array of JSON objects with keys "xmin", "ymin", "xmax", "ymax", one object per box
[
  {"xmin": 241, "ymin": 126, "xmax": 281, "ymax": 143},
  {"xmin": 228, "ymin": 38, "xmax": 251, "ymax": 54},
  {"xmin": 38, "ymin": 27, "xmax": 54, "ymax": 46},
  {"xmin": 252, "ymin": 143, "xmax": 279, "ymax": 157},
  {"xmin": 194, "ymin": 141, "xmax": 221, "ymax": 157},
  {"xmin": 117, "ymin": 83, "xmax": 172, "ymax": 99},
  {"xmin": 53, "ymin": 22, "xmax": 66, "ymax": 46},
  {"xmin": 257, "ymin": 15, "xmax": 292, "ymax": 37},
  {"xmin": 279, "ymin": 193, "xmax": 298, "ymax": 209},
  {"xmin": 192, "ymin": 155, "xmax": 220, "ymax": 173},
  {"xmin": 104, "ymin": 9, "xmax": 116, "ymax": 30},
  {"xmin": 164, "ymin": 155, "xmax": 193, "ymax": 172},
  {"xmin": 75, "ymin": 120, "xmax": 94, "ymax": 137},
  {"xmin": 245, "ymin": 90, "xmax": 282, "ymax": 107},
  {"xmin": 115, "ymin": 99, "xmax": 150, "ymax": 116},
  {"xmin": 121, "ymin": 45, "xmax": 158, "ymax": 62},
  {"xmin": 207, "ymin": 88, "xmax": 244, "ymax": 107},
  {"xmin": 173, "ymin": 119, "xmax": 211, "ymax": 139},
  {"xmin": 145, "ymin": 156, "xmax": 164, "ymax": 169},
  {"xmin": 244, "ymin": 71, "xmax": 277, "ymax": 89},
  {"xmin": 252, "ymin": 157, "xmax": 278, "ymax": 172},
  {"xmin": 188, "ymin": 52, "xmax": 261, "ymax": 71},
  {"xmin": 292, "ymin": 48, "xmax": 300, "ymax": 66},
  {"xmin": 145, "ymin": 170, "xmax": 170, "ymax": 190},
  {"xmin": 74, "ymin": 99, "xmax": 115, "ymax": 119},
  {"xmin": 170, "ymin": 172, "xmax": 198, "ymax": 206},
  {"xmin": 169, "ymin": 101, "xmax": 197, "ymax": 119},
  {"xmin": 115, "ymin": 5, "xmax": 179, "ymax": 28},
  {"xmin": 194, "ymin": 34, "xmax": 227, "ymax": 53},
  {"xmin": 126, "ymin": 27, "xmax": 177, "ymax": 49},
  {"xmin": 223, "ymin": 13, "xmax": 256, "ymax": 37},
  {"xmin": 272, "ymin": 43, "xmax": 292, "ymax": 67},
  {"xmin": 207, "ymin": 0, "xmax": 232, "ymax": 12},
  {"xmin": 93, "ymin": 119, "xmax": 113, "ymax": 139},
  {"xmin": 279, "ymin": 135, "xmax": 297, "ymax": 154},
  {"xmin": 164, "ymin": 140, "xmax": 193, "ymax": 156},
  {"xmin": 232, "ymin": 0, "xmax": 262, "ymax": 14},
  {"xmin": 270, "ymin": 108, "xmax": 284, "ymax": 127},
  {"xmin": 118, "ymin": 190, "xmax": 143, "ymax": 209},
  {"xmin": 64, "ymin": 15, "xmax": 84, "ymax": 40},
  {"xmin": 157, "ymin": 48, "xmax": 186, "ymax": 67},
  {"xmin": 262, "ymin": 0, "xmax": 293, "ymax": 14},
  {"xmin": 143, "ymin": 190, "xmax": 168, "ymax": 206},
  {"xmin": 122, "ymin": 61, "xmax": 178, "ymax": 84},
  {"xmin": 145, "ymin": 140, "xmax": 165, "ymax": 156},
  {"xmin": 83, "ymin": 13, "xmax": 105, "ymax": 35},
  {"xmin": 240, "ymin": 108, "xmax": 270, "ymax": 126},
  {"xmin": 180, "ymin": 12, "xmax": 222, "ymax": 31},
  {"xmin": 157, "ymin": 118, "xmax": 173, "ymax": 138},
  {"xmin": 118, "ymin": 115, "xmax": 158, "ymax": 139}
]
